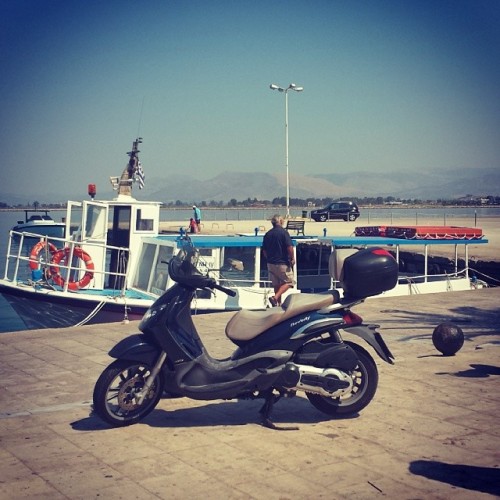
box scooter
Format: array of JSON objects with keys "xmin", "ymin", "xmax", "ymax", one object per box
[{"xmin": 92, "ymin": 242, "xmax": 397, "ymax": 430}]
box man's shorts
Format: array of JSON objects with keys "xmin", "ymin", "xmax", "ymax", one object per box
[{"xmin": 267, "ymin": 263, "xmax": 296, "ymax": 288}]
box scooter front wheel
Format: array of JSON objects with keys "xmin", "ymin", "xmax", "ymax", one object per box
[
  {"xmin": 306, "ymin": 343, "xmax": 378, "ymax": 416},
  {"xmin": 93, "ymin": 359, "xmax": 165, "ymax": 427}
]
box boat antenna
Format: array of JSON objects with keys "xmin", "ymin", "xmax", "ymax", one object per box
[{"xmin": 136, "ymin": 96, "xmax": 145, "ymax": 138}]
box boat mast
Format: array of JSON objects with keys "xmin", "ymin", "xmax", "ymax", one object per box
[{"xmin": 110, "ymin": 138, "xmax": 142, "ymax": 197}]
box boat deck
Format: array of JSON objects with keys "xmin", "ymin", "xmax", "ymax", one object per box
[
  {"xmin": 150, "ymin": 233, "xmax": 490, "ymax": 249},
  {"xmin": 67, "ymin": 287, "xmax": 156, "ymax": 300},
  {"xmin": 321, "ymin": 235, "xmax": 489, "ymax": 247}
]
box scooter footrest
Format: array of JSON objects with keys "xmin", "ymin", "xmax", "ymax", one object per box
[{"xmin": 179, "ymin": 367, "xmax": 282, "ymax": 400}]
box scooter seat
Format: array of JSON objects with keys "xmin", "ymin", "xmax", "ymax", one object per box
[{"xmin": 225, "ymin": 291, "xmax": 339, "ymax": 342}]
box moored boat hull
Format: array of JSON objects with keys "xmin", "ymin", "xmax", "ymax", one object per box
[{"xmin": 0, "ymin": 284, "xmax": 148, "ymax": 330}]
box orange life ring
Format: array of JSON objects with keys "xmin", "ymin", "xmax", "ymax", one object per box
[
  {"xmin": 50, "ymin": 247, "xmax": 95, "ymax": 290},
  {"xmin": 29, "ymin": 241, "xmax": 58, "ymax": 270}
]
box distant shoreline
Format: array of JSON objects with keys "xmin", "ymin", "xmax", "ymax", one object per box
[{"xmin": 1, "ymin": 204, "xmax": 499, "ymax": 212}]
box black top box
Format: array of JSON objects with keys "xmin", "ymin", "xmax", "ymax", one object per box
[{"xmin": 341, "ymin": 248, "xmax": 398, "ymax": 298}]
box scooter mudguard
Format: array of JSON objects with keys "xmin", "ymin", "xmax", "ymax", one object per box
[
  {"xmin": 342, "ymin": 325, "xmax": 395, "ymax": 364},
  {"xmin": 108, "ymin": 333, "xmax": 160, "ymax": 364}
]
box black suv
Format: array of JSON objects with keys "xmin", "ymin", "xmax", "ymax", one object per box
[{"xmin": 310, "ymin": 201, "xmax": 360, "ymax": 222}]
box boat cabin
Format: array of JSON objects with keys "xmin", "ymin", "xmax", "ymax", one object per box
[
  {"xmin": 130, "ymin": 235, "xmax": 302, "ymax": 310},
  {"xmin": 65, "ymin": 195, "xmax": 161, "ymax": 290}
]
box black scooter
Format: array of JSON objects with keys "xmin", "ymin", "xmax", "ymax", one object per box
[{"xmin": 93, "ymin": 243, "xmax": 397, "ymax": 429}]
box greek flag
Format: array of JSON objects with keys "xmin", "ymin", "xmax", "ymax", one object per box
[{"xmin": 135, "ymin": 160, "xmax": 145, "ymax": 189}]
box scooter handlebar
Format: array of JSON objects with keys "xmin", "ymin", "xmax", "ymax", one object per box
[{"xmin": 213, "ymin": 282, "xmax": 237, "ymax": 297}]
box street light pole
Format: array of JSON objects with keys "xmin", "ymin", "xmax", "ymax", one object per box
[
  {"xmin": 285, "ymin": 89, "xmax": 290, "ymax": 219},
  {"xmin": 270, "ymin": 83, "xmax": 303, "ymax": 219}
]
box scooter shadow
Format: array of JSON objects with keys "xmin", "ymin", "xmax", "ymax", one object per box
[{"xmin": 72, "ymin": 397, "xmax": 359, "ymax": 431}]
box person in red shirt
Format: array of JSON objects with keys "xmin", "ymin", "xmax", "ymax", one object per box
[{"xmin": 188, "ymin": 218, "xmax": 198, "ymax": 233}]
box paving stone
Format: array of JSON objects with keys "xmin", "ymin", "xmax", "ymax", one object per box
[{"xmin": 0, "ymin": 288, "xmax": 499, "ymax": 498}]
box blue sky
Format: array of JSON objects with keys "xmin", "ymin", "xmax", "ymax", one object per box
[{"xmin": 1, "ymin": 0, "xmax": 499, "ymax": 201}]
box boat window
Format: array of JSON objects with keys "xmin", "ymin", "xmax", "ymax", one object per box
[
  {"xmin": 115, "ymin": 208, "xmax": 131, "ymax": 230},
  {"xmin": 195, "ymin": 248, "xmax": 218, "ymax": 275},
  {"xmin": 136, "ymin": 208, "xmax": 154, "ymax": 231},
  {"xmin": 133, "ymin": 243, "xmax": 175, "ymax": 294},
  {"xmin": 220, "ymin": 246, "xmax": 255, "ymax": 286},
  {"xmin": 150, "ymin": 245, "xmax": 174, "ymax": 294},
  {"xmin": 85, "ymin": 204, "xmax": 107, "ymax": 239},
  {"xmin": 134, "ymin": 243, "xmax": 157, "ymax": 290}
]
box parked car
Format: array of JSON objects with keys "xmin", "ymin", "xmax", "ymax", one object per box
[{"xmin": 310, "ymin": 201, "xmax": 360, "ymax": 222}]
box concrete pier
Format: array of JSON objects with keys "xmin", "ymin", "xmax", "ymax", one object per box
[{"xmin": 1, "ymin": 288, "xmax": 499, "ymax": 499}]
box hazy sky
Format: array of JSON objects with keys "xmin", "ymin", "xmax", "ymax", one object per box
[{"xmin": 1, "ymin": 0, "xmax": 499, "ymax": 201}]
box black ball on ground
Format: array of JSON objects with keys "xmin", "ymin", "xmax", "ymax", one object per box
[{"xmin": 432, "ymin": 323, "xmax": 464, "ymax": 356}]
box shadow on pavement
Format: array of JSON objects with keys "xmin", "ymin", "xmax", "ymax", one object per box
[
  {"xmin": 71, "ymin": 397, "xmax": 359, "ymax": 431},
  {"xmin": 410, "ymin": 459, "xmax": 500, "ymax": 496},
  {"xmin": 379, "ymin": 302, "xmax": 500, "ymax": 341},
  {"xmin": 435, "ymin": 363, "xmax": 500, "ymax": 378}
]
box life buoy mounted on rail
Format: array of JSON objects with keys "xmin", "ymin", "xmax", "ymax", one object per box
[
  {"xmin": 50, "ymin": 247, "xmax": 95, "ymax": 291},
  {"xmin": 29, "ymin": 241, "xmax": 58, "ymax": 270}
]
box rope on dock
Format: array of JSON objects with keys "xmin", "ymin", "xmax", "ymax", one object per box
[{"xmin": 73, "ymin": 300, "xmax": 107, "ymax": 327}]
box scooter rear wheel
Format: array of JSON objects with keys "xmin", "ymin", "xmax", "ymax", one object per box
[
  {"xmin": 306, "ymin": 343, "xmax": 378, "ymax": 416},
  {"xmin": 93, "ymin": 359, "xmax": 165, "ymax": 427}
]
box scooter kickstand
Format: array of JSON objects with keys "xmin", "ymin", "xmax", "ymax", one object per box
[{"xmin": 259, "ymin": 391, "xmax": 299, "ymax": 431}]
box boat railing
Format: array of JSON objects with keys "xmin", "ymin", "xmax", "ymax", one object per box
[
  {"xmin": 4, "ymin": 230, "xmax": 130, "ymax": 294},
  {"xmin": 328, "ymin": 267, "xmax": 473, "ymax": 294},
  {"xmin": 397, "ymin": 268, "xmax": 467, "ymax": 282}
]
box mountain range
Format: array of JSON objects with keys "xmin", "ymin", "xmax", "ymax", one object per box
[{"xmin": 2, "ymin": 167, "xmax": 498, "ymax": 205}]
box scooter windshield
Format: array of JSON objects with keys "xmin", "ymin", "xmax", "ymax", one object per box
[{"xmin": 168, "ymin": 248, "xmax": 213, "ymax": 290}]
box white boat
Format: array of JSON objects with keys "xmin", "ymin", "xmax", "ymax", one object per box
[
  {"xmin": 310, "ymin": 235, "xmax": 489, "ymax": 296},
  {"xmin": 0, "ymin": 139, "xmax": 288, "ymax": 329},
  {"xmin": 0, "ymin": 139, "xmax": 490, "ymax": 330},
  {"xmin": 12, "ymin": 209, "xmax": 66, "ymax": 241}
]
